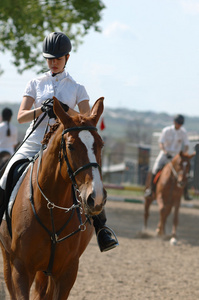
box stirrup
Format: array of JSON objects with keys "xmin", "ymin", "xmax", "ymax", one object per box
[{"xmin": 96, "ymin": 225, "xmax": 119, "ymax": 251}]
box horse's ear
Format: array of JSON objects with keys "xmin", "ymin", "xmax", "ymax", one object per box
[
  {"xmin": 90, "ymin": 97, "xmax": 104, "ymax": 125},
  {"xmin": 53, "ymin": 96, "xmax": 72, "ymax": 125}
]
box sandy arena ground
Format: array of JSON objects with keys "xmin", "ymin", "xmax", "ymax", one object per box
[{"xmin": 0, "ymin": 198, "xmax": 199, "ymax": 299}]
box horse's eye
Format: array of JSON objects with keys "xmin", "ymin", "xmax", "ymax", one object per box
[{"xmin": 67, "ymin": 144, "xmax": 74, "ymax": 151}]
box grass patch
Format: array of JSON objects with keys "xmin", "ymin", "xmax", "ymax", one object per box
[{"xmin": 106, "ymin": 188, "xmax": 144, "ymax": 198}]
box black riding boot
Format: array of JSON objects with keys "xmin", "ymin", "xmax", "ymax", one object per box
[
  {"xmin": 144, "ymin": 173, "xmax": 156, "ymax": 197},
  {"xmin": 0, "ymin": 187, "xmax": 5, "ymax": 225},
  {"xmin": 92, "ymin": 209, "xmax": 119, "ymax": 252},
  {"xmin": 184, "ymin": 185, "xmax": 192, "ymax": 201}
]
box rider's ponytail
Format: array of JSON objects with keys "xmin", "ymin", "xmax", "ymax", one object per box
[
  {"xmin": 6, "ymin": 122, "xmax": 11, "ymax": 137},
  {"xmin": 2, "ymin": 108, "xmax": 12, "ymax": 137}
]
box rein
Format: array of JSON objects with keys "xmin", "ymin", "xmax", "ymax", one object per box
[
  {"xmin": 29, "ymin": 125, "xmax": 99, "ymax": 275},
  {"xmin": 169, "ymin": 162, "xmax": 179, "ymax": 179},
  {"xmin": 169, "ymin": 161, "xmax": 187, "ymax": 187}
]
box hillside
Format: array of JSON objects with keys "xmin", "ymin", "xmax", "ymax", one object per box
[
  {"xmin": 102, "ymin": 107, "xmax": 199, "ymax": 143},
  {"xmin": 0, "ymin": 102, "xmax": 199, "ymax": 144}
]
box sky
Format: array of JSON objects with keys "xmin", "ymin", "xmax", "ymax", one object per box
[{"xmin": 1, "ymin": 0, "xmax": 199, "ymax": 116}]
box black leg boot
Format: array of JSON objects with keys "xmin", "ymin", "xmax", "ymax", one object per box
[
  {"xmin": 184, "ymin": 185, "xmax": 192, "ymax": 201},
  {"xmin": 0, "ymin": 187, "xmax": 5, "ymax": 225},
  {"xmin": 144, "ymin": 174, "xmax": 156, "ymax": 197},
  {"xmin": 92, "ymin": 209, "xmax": 119, "ymax": 252}
]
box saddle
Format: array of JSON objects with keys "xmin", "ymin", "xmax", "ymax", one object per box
[
  {"xmin": 4, "ymin": 159, "xmax": 30, "ymax": 236},
  {"xmin": 4, "ymin": 149, "xmax": 42, "ymax": 205},
  {"xmin": 3, "ymin": 149, "xmax": 43, "ymax": 236}
]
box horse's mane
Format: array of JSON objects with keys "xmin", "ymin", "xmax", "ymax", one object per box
[
  {"xmin": 41, "ymin": 120, "xmax": 61, "ymax": 145},
  {"xmin": 172, "ymin": 151, "xmax": 190, "ymax": 163}
]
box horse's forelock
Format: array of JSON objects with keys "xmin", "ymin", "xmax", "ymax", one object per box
[
  {"xmin": 71, "ymin": 114, "xmax": 94, "ymax": 127},
  {"xmin": 172, "ymin": 153, "xmax": 191, "ymax": 171}
]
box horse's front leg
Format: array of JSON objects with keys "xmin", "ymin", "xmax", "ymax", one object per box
[
  {"xmin": 156, "ymin": 195, "xmax": 172, "ymax": 236},
  {"xmin": 144, "ymin": 195, "xmax": 154, "ymax": 229},
  {"xmin": 55, "ymin": 259, "xmax": 79, "ymax": 300},
  {"xmin": 172, "ymin": 201, "xmax": 180, "ymax": 237},
  {"xmin": 33, "ymin": 260, "xmax": 79, "ymax": 300},
  {"xmin": 32, "ymin": 271, "xmax": 48, "ymax": 299},
  {"xmin": 0, "ymin": 244, "xmax": 16, "ymax": 299},
  {"xmin": 156, "ymin": 195, "xmax": 165, "ymax": 235},
  {"xmin": 11, "ymin": 258, "xmax": 35, "ymax": 300},
  {"xmin": 0, "ymin": 220, "xmax": 15, "ymax": 298}
]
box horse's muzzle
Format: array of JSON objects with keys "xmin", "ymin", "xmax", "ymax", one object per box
[
  {"xmin": 81, "ymin": 187, "xmax": 107, "ymax": 216},
  {"xmin": 177, "ymin": 180, "xmax": 186, "ymax": 188}
]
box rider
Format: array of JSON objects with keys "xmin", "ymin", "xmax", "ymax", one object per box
[
  {"xmin": 0, "ymin": 108, "xmax": 18, "ymax": 155},
  {"xmin": 0, "ymin": 32, "xmax": 118, "ymax": 252},
  {"xmin": 145, "ymin": 114, "xmax": 192, "ymax": 200}
]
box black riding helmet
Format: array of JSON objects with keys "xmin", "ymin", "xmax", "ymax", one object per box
[
  {"xmin": 174, "ymin": 114, "xmax": 184, "ymax": 125},
  {"xmin": 43, "ymin": 32, "xmax": 72, "ymax": 59}
]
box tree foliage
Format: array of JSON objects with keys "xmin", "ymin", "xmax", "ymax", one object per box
[{"xmin": 0, "ymin": 0, "xmax": 105, "ymax": 73}]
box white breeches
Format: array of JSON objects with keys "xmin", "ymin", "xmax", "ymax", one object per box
[
  {"xmin": 0, "ymin": 141, "xmax": 41, "ymax": 190},
  {"xmin": 152, "ymin": 151, "xmax": 170, "ymax": 175}
]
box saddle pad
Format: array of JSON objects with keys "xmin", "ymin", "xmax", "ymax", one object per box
[
  {"xmin": 6, "ymin": 164, "xmax": 30, "ymax": 218},
  {"xmin": 154, "ymin": 170, "xmax": 162, "ymax": 184}
]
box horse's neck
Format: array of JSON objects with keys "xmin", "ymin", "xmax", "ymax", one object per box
[
  {"xmin": 38, "ymin": 126, "xmax": 71, "ymax": 187},
  {"xmin": 159, "ymin": 163, "xmax": 173, "ymax": 184}
]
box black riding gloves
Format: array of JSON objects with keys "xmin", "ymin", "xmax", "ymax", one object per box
[
  {"xmin": 41, "ymin": 98, "xmax": 70, "ymax": 118},
  {"xmin": 41, "ymin": 98, "xmax": 56, "ymax": 119}
]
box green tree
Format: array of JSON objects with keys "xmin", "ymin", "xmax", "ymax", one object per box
[{"xmin": 0, "ymin": 0, "xmax": 105, "ymax": 74}]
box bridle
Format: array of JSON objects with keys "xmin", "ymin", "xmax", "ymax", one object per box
[
  {"xmin": 35, "ymin": 125, "xmax": 101, "ymax": 211},
  {"xmin": 169, "ymin": 160, "xmax": 189, "ymax": 188},
  {"xmin": 60, "ymin": 126, "xmax": 101, "ymax": 188}
]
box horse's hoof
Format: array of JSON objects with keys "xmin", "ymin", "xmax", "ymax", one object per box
[
  {"xmin": 156, "ymin": 228, "xmax": 160, "ymax": 235},
  {"xmin": 170, "ymin": 237, "xmax": 178, "ymax": 245}
]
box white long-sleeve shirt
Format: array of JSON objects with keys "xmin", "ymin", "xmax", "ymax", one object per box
[
  {"xmin": 23, "ymin": 70, "xmax": 90, "ymax": 145},
  {"xmin": 159, "ymin": 124, "xmax": 189, "ymax": 155}
]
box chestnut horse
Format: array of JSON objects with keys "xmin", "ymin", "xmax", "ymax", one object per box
[
  {"xmin": 0, "ymin": 97, "xmax": 107, "ymax": 299},
  {"xmin": 144, "ymin": 151, "xmax": 195, "ymax": 237}
]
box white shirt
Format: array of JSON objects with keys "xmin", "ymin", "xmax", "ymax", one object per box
[
  {"xmin": 0, "ymin": 122, "xmax": 18, "ymax": 155},
  {"xmin": 159, "ymin": 124, "xmax": 189, "ymax": 155},
  {"xmin": 23, "ymin": 70, "xmax": 90, "ymax": 145}
]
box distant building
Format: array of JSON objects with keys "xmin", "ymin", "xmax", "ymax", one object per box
[
  {"xmin": 102, "ymin": 142, "xmax": 150, "ymax": 185},
  {"xmin": 102, "ymin": 133, "xmax": 198, "ymax": 186}
]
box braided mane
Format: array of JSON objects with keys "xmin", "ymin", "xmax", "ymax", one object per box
[{"xmin": 42, "ymin": 120, "xmax": 60, "ymax": 145}]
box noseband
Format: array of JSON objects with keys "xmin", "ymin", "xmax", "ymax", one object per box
[{"xmin": 60, "ymin": 126, "xmax": 101, "ymax": 187}]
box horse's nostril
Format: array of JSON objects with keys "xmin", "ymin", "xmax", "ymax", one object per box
[
  {"xmin": 87, "ymin": 195, "xmax": 94, "ymax": 208},
  {"xmin": 86, "ymin": 194, "xmax": 103, "ymax": 214}
]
